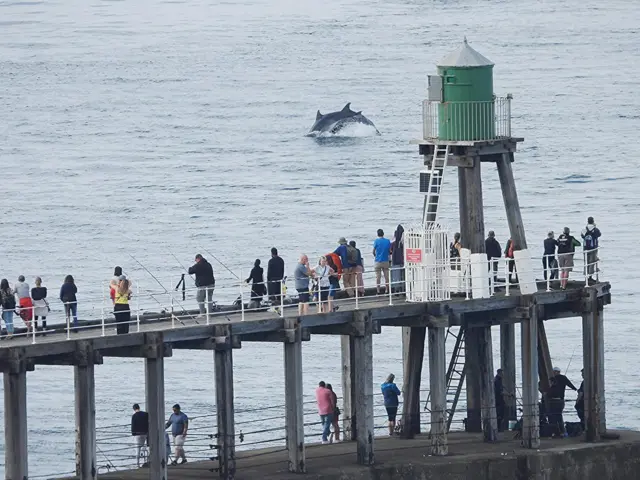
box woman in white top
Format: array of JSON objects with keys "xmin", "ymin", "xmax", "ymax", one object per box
[{"xmin": 314, "ymin": 256, "xmax": 334, "ymax": 313}]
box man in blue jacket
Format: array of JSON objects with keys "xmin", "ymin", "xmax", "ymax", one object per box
[{"xmin": 381, "ymin": 374, "xmax": 402, "ymax": 435}]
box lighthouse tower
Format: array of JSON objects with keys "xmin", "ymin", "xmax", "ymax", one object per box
[{"xmin": 412, "ymin": 39, "xmax": 552, "ymax": 440}]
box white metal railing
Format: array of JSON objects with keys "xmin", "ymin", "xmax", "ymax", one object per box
[
  {"xmin": 422, "ymin": 95, "xmax": 512, "ymax": 142},
  {"xmin": 0, "ymin": 247, "xmax": 602, "ymax": 344}
]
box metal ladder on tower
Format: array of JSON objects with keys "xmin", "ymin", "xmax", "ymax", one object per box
[
  {"xmin": 424, "ymin": 326, "xmax": 467, "ymax": 432},
  {"xmin": 421, "ymin": 144, "xmax": 450, "ymax": 225}
]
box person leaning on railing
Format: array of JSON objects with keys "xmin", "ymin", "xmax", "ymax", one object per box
[{"xmin": 557, "ymin": 227, "xmax": 581, "ymax": 290}]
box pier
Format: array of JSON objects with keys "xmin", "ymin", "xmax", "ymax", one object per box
[{"xmin": 1, "ymin": 39, "xmax": 631, "ymax": 480}]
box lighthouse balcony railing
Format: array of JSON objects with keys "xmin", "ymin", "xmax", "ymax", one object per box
[{"xmin": 422, "ymin": 95, "xmax": 512, "ymax": 142}]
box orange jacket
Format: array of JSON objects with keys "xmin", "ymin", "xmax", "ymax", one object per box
[{"xmin": 326, "ymin": 252, "xmax": 343, "ymax": 280}]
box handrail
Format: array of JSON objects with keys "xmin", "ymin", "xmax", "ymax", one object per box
[{"xmin": 0, "ymin": 246, "xmax": 603, "ymax": 344}]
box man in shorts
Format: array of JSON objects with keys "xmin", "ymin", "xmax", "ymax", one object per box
[
  {"xmin": 131, "ymin": 404, "xmax": 149, "ymax": 467},
  {"xmin": 372, "ymin": 229, "xmax": 391, "ymax": 294},
  {"xmin": 294, "ymin": 255, "xmax": 313, "ymax": 315},
  {"xmin": 556, "ymin": 227, "xmax": 581, "ymax": 290},
  {"xmin": 165, "ymin": 404, "xmax": 188, "ymax": 465}
]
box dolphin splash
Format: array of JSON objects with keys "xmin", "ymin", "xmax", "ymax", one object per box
[{"xmin": 307, "ymin": 103, "xmax": 380, "ymax": 136}]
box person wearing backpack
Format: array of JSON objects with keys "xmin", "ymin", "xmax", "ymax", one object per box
[
  {"xmin": 557, "ymin": 227, "xmax": 581, "ymax": 290},
  {"xmin": 334, "ymin": 237, "xmax": 358, "ymax": 297},
  {"xmin": 0, "ymin": 279, "xmax": 16, "ymax": 339},
  {"xmin": 581, "ymin": 217, "xmax": 601, "ymax": 282}
]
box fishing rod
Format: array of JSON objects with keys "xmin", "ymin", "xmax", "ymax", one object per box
[
  {"xmin": 564, "ymin": 343, "xmax": 580, "ymax": 376},
  {"xmin": 199, "ymin": 246, "xmax": 240, "ymax": 280},
  {"xmin": 128, "ymin": 254, "xmax": 195, "ymax": 325}
]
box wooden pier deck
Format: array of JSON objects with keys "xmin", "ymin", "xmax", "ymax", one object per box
[
  {"xmin": 59, "ymin": 430, "xmax": 640, "ymax": 480},
  {"xmin": 0, "ymin": 280, "xmax": 612, "ymax": 479}
]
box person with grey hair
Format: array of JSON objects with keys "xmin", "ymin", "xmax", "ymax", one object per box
[{"xmin": 381, "ymin": 373, "xmax": 401, "ymax": 435}]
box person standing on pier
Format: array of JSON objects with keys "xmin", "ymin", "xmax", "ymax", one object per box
[
  {"xmin": 0, "ymin": 279, "xmax": 16, "ymax": 339},
  {"xmin": 14, "ymin": 275, "xmax": 34, "ymax": 332},
  {"xmin": 114, "ymin": 275, "xmax": 132, "ymax": 335},
  {"xmin": 381, "ymin": 373, "xmax": 401, "ymax": 435},
  {"xmin": 60, "ymin": 275, "xmax": 79, "ymax": 333},
  {"xmin": 391, "ymin": 225, "xmax": 405, "ymax": 292},
  {"xmin": 188, "ymin": 254, "xmax": 215, "ymax": 317},
  {"xmin": 294, "ymin": 255, "xmax": 313, "ymax": 315},
  {"xmin": 326, "ymin": 383, "xmax": 341, "ymax": 443},
  {"xmin": 314, "ymin": 256, "xmax": 334, "ymax": 313},
  {"xmin": 315, "ymin": 381, "xmax": 335, "ymax": 444},
  {"xmin": 557, "ymin": 227, "xmax": 581, "ymax": 290},
  {"xmin": 581, "ymin": 217, "xmax": 601, "ymax": 283},
  {"xmin": 110, "ymin": 266, "xmax": 123, "ymax": 304},
  {"xmin": 335, "ymin": 238, "xmax": 357, "ymax": 297},
  {"xmin": 575, "ymin": 369, "xmax": 585, "ymax": 428},
  {"xmin": 547, "ymin": 366, "xmax": 578, "ymax": 437},
  {"xmin": 543, "ymin": 231, "xmax": 559, "ymax": 281},
  {"xmin": 485, "ymin": 231, "xmax": 502, "ymax": 283},
  {"xmin": 245, "ymin": 259, "xmax": 265, "ymax": 309},
  {"xmin": 504, "ymin": 238, "xmax": 517, "ymax": 284},
  {"xmin": 450, "ymin": 232, "xmax": 462, "ymax": 270},
  {"xmin": 349, "ymin": 240, "xmax": 365, "ymax": 296},
  {"xmin": 326, "ymin": 253, "xmax": 341, "ymax": 312},
  {"xmin": 373, "ymin": 228, "xmax": 391, "ymax": 294},
  {"xmin": 166, "ymin": 404, "xmax": 189, "ymax": 465},
  {"xmin": 267, "ymin": 247, "xmax": 285, "ymax": 309},
  {"xmin": 31, "ymin": 277, "xmax": 49, "ymax": 334},
  {"xmin": 131, "ymin": 404, "xmax": 149, "ymax": 468}
]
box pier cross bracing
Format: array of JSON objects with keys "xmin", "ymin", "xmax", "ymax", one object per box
[{"xmin": 0, "ymin": 40, "xmax": 613, "ymax": 480}]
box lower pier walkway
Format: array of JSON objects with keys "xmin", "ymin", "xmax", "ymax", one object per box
[{"xmin": 61, "ymin": 430, "xmax": 640, "ymax": 480}]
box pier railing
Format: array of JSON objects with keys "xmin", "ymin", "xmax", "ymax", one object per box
[
  {"xmin": 0, "ymin": 247, "xmax": 602, "ymax": 345},
  {"xmin": 422, "ymin": 96, "xmax": 512, "ymax": 142}
]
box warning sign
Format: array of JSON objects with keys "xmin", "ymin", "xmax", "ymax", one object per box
[{"xmin": 406, "ymin": 248, "xmax": 423, "ymax": 263}]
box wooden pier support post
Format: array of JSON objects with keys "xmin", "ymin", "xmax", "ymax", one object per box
[
  {"xmin": 400, "ymin": 326, "xmax": 426, "ymax": 438},
  {"xmin": 500, "ymin": 324, "xmax": 517, "ymax": 429},
  {"xmin": 521, "ymin": 304, "xmax": 540, "ymax": 448},
  {"xmin": 401, "ymin": 326, "xmax": 411, "ymax": 394},
  {"xmin": 340, "ymin": 335, "xmax": 355, "ymax": 440},
  {"xmin": 352, "ymin": 311, "xmax": 374, "ymax": 465},
  {"xmin": 283, "ymin": 318, "xmax": 305, "ymax": 472},
  {"xmin": 458, "ymin": 161, "xmax": 486, "ymax": 433},
  {"xmin": 214, "ymin": 325, "xmax": 236, "ymax": 478},
  {"xmin": 74, "ymin": 342, "xmax": 98, "ymax": 480},
  {"xmin": 4, "ymin": 366, "xmax": 28, "ymax": 479},
  {"xmin": 470, "ymin": 327, "xmax": 498, "ymax": 442},
  {"xmin": 497, "ymin": 153, "xmax": 554, "ymax": 398},
  {"xmin": 145, "ymin": 334, "xmax": 168, "ymax": 480},
  {"xmin": 582, "ymin": 288, "xmax": 605, "ymax": 440},
  {"xmin": 428, "ymin": 325, "xmax": 448, "ymax": 455}
]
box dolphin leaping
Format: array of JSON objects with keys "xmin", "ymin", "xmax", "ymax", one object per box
[{"xmin": 308, "ymin": 103, "xmax": 380, "ymax": 136}]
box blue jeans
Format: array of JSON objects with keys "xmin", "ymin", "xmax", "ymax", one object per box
[
  {"xmin": 2, "ymin": 310, "xmax": 14, "ymax": 334},
  {"xmin": 64, "ymin": 302, "xmax": 78, "ymax": 326},
  {"xmin": 320, "ymin": 413, "xmax": 334, "ymax": 441}
]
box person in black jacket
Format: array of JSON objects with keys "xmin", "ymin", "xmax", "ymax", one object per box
[
  {"xmin": 494, "ymin": 369, "xmax": 506, "ymax": 431},
  {"xmin": 60, "ymin": 275, "xmax": 78, "ymax": 333},
  {"xmin": 188, "ymin": 254, "xmax": 215, "ymax": 315},
  {"xmin": 131, "ymin": 403, "xmax": 149, "ymax": 467},
  {"xmin": 547, "ymin": 366, "xmax": 578, "ymax": 437},
  {"xmin": 267, "ymin": 248, "xmax": 285, "ymax": 306},
  {"xmin": 543, "ymin": 231, "xmax": 559, "ymax": 281},
  {"xmin": 485, "ymin": 231, "xmax": 502, "ymax": 283},
  {"xmin": 246, "ymin": 259, "xmax": 266, "ymax": 308}
]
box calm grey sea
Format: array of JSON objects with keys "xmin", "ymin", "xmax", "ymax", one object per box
[{"xmin": 1, "ymin": 0, "xmax": 639, "ymax": 476}]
